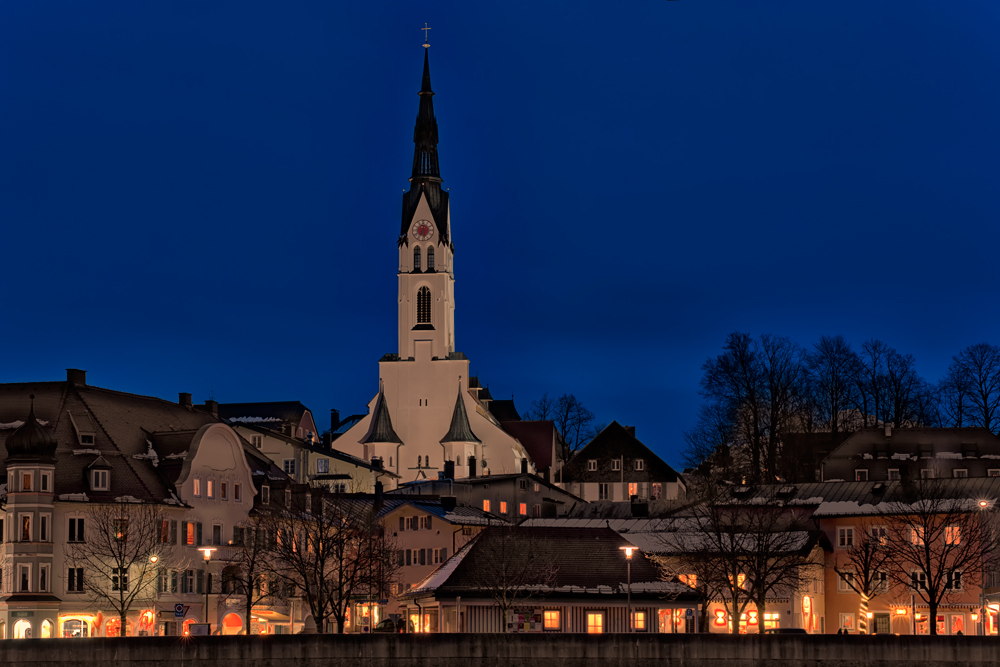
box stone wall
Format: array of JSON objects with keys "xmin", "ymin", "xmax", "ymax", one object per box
[{"xmin": 1, "ymin": 633, "xmax": 998, "ymax": 667}]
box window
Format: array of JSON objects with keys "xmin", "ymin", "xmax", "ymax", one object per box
[
  {"xmin": 68, "ymin": 518, "xmax": 85, "ymax": 542},
  {"xmin": 911, "ymin": 571, "xmax": 927, "ymax": 591},
  {"xmin": 67, "ymin": 567, "xmax": 84, "ymax": 593},
  {"xmin": 193, "ymin": 478, "xmax": 201, "ymax": 497},
  {"xmin": 418, "ymin": 516, "xmax": 432, "ymax": 530},
  {"xmin": 988, "ymin": 469, "xmax": 1000, "ymax": 477},
  {"xmin": 220, "ymin": 482, "xmax": 228, "ymax": 500},
  {"xmin": 114, "ymin": 519, "xmax": 128, "ymax": 542},
  {"xmin": 519, "ymin": 480, "xmax": 527, "ymax": 490},
  {"xmin": 839, "ymin": 613, "xmax": 855, "ymax": 631},
  {"xmin": 250, "ymin": 435, "xmax": 263, "ymax": 449},
  {"xmin": 38, "ymin": 564, "xmax": 49, "ymax": 592},
  {"xmin": 80, "ymin": 433, "xmax": 95, "ymax": 445},
  {"xmin": 261, "ymin": 485, "xmax": 269, "ymax": 504},
  {"xmin": 283, "ymin": 460, "xmax": 296, "ymax": 476},
  {"xmin": 873, "ymin": 570, "xmax": 889, "ymax": 593},
  {"xmin": 21, "ymin": 515, "xmax": 31, "ymax": 542},
  {"xmin": 587, "ymin": 460, "xmax": 597, "ymax": 471},
  {"xmin": 920, "ymin": 468, "xmax": 935, "ymax": 479},
  {"xmin": 207, "ymin": 480, "xmax": 215, "ymax": 499},
  {"xmin": 945, "ymin": 570, "xmax": 963, "ymax": 591},
  {"xmin": 953, "ymin": 469, "xmax": 968, "ymax": 478},
  {"xmin": 855, "ymin": 469, "xmax": 868, "ymax": 481},
  {"xmin": 92, "ymin": 469, "xmax": 109, "ymax": 491},
  {"xmin": 635, "ymin": 459, "xmax": 645, "ymax": 471},
  {"xmin": 316, "ymin": 459, "xmax": 329, "ymax": 474},
  {"xmin": 22, "ymin": 472, "xmax": 32, "ymax": 492},
  {"xmin": 500, "ymin": 501, "xmax": 508, "ymax": 514},
  {"xmin": 598, "ymin": 483, "xmax": 610, "ymax": 500},
  {"xmin": 543, "ymin": 610, "xmax": 560, "ymax": 630},
  {"xmin": 869, "ymin": 525, "xmax": 888, "ymax": 545},
  {"xmin": 628, "ymin": 482, "xmax": 638, "ymax": 498},
  {"xmin": 184, "ymin": 570, "xmax": 195, "ymax": 593},
  {"xmin": 40, "ymin": 473, "xmax": 50, "ymax": 492},
  {"xmin": 586, "ymin": 612, "xmax": 604, "ymax": 634},
  {"xmin": 427, "ymin": 246, "xmax": 435, "ymax": 270},
  {"xmin": 40, "ymin": 515, "xmax": 49, "ymax": 542},
  {"xmin": 945, "ymin": 526, "xmax": 961, "ymax": 545},
  {"xmin": 112, "ymin": 568, "xmax": 128, "ymax": 591},
  {"xmin": 416, "ymin": 286, "xmax": 431, "ymax": 324},
  {"xmin": 679, "ymin": 574, "xmax": 697, "ymax": 588},
  {"xmin": 483, "ymin": 500, "xmax": 490, "ymax": 512},
  {"xmin": 213, "ymin": 524, "xmax": 222, "ymax": 546},
  {"xmin": 234, "ymin": 483, "xmax": 242, "ymax": 502},
  {"xmin": 837, "ymin": 527, "xmax": 854, "ymax": 548},
  {"xmin": 911, "ymin": 527, "xmax": 925, "ymax": 546},
  {"xmin": 519, "ymin": 503, "xmax": 527, "ymax": 516},
  {"xmin": 612, "ymin": 459, "xmax": 621, "ymax": 472},
  {"xmin": 837, "ymin": 571, "xmax": 855, "ymax": 592},
  {"xmin": 631, "ymin": 611, "xmax": 646, "ymax": 631},
  {"xmin": 533, "ymin": 504, "xmax": 541, "ymax": 517},
  {"xmin": 888, "ymin": 469, "xmax": 900, "ymax": 481},
  {"xmin": 19, "ymin": 565, "xmax": 30, "ymax": 592},
  {"xmin": 651, "ymin": 483, "xmax": 662, "ymax": 500},
  {"xmin": 413, "ymin": 246, "xmax": 422, "ymax": 272}
]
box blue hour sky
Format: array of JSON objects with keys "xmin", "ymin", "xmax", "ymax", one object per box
[{"xmin": 2, "ymin": 1, "xmax": 999, "ymax": 467}]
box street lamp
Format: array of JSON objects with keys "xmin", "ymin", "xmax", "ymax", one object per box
[
  {"xmin": 978, "ymin": 500, "xmax": 990, "ymax": 636},
  {"xmin": 200, "ymin": 548, "xmax": 216, "ymax": 634},
  {"xmin": 620, "ymin": 546, "xmax": 636, "ymax": 632}
]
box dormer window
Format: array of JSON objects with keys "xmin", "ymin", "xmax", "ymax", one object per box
[
  {"xmin": 80, "ymin": 434, "xmax": 95, "ymax": 445},
  {"xmin": 91, "ymin": 470, "xmax": 109, "ymax": 491},
  {"xmin": 261, "ymin": 485, "xmax": 270, "ymax": 505}
]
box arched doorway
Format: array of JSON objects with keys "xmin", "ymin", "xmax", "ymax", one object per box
[
  {"xmin": 13, "ymin": 619, "xmax": 32, "ymax": 639},
  {"xmin": 222, "ymin": 613, "xmax": 243, "ymax": 635},
  {"xmin": 40, "ymin": 620, "xmax": 52, "ymax": 638}
]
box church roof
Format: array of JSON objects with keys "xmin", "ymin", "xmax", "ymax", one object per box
[
  {"xmin": 359, "ymin": 388, "xmax": 402, "ymax": 444},
  {"xmin": 488, "ymin": 399, "xmax": 521, "ymax": 422},
  {"xmin": 5, "ymin": 395, "xmax": 58, "ymax": 462},
  {"xmin": 441, "ymin": 384, "xmax": 480, "ymax": 444}
]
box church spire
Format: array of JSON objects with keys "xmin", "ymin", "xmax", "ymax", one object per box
[{"xmin": 411, "ymin": 47, "xmax": 441, "ymax": 184}]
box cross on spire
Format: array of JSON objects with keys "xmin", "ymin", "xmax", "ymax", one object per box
[{"xmin": 422, "ymin": 23, "xmax": 431, "ymax": 47}]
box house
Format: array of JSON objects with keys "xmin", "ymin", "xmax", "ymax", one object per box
[
  {"xmin": 218, "ymin": 401, "xmax": 320, "ymax": 445},
  {"xmin": 398, "ymin": 526, "xmax": 703, "ymax": 633},
  {"xmin": 558, "ymin": 422, "xmax": 685, "ymax": 502},
  {"xmin": 500, "ymin": 420, "xmax": 564, "ymax": 483},
  {"xmin": 821, "ymin": 426, "xmax": 1000, "ymax": 482}
]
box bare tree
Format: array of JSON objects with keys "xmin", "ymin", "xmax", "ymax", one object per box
[
  {"xmin": 262, "ymin": 492, "xmax": 396, "ymax": 634},
  {"xmin": 223, "ymin": 515, "xmax": 273, "ymax": 634},
  {"xmin": 853, "ymin": 339, "xmax": 890, "ymax": 428},
  {"xmin": 806, "ymin": 335, "xmax": 861, "ymax": 435},
  {"xmin": 67, "ymin": 501, "xmax": 166, "ymax": 635},
  {"xmin": 682, "ymin": 402, "xmax": 736, "ymax": 478},
  {"xmin": 525, "ymin": 393, "xmax": 596, "ymax": 454},
  {"xmin": 883, "ymin": 478, "xmax": 999, "ymax": 635},
  {"xmin": 939, "ymin": 364, "xmax": 974, "ymax": 428},
  {"xmin": 832, "ymin": 519, "xmax": 895, "ymax": 634},
  {"xmin": 465, "ymin": 525, "xmax": 559, "ymax": 632},
  {"xmin": 946, "ymin": 343, "xmax": 1000, "ymax": 434}
]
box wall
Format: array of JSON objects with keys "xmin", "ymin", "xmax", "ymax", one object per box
[{"xmin": 3, "ymin": 632, "xmax": 1000, "ymax": 667}]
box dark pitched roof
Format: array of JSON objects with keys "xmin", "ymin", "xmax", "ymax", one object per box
[
  {"xmin": 5, "ymin": 396, "xmax": 57, "ymax": 462},
  {"xmin": 487, "ymin": 399, "xmax": 520, "ymax": 422},
  {"xmin": 502, "ymin": 420, "xmax": 557, "ymax": 470},
  {"xmin": 218, "ymin": 401, "xmax": 311, "ymax": 425},
  {"xmin": 441, "ymin": 386, "xmax": 480, "ymax": 444},
  {"xmin": 561, "ymin": 421, "xmax": 681, "ymax": 484},
  {"xmin": 359, "ymin": 389, "xmax": 401, "ymax": 444}
]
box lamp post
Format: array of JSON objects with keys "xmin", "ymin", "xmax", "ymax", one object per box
[
  {"xmin": 200, "ymin": 548, "xmax": 216, "ymax": 634},
  {"xmin": 620, "ymin": 546, "xmax": 636, "ymax": 632},
  {"xmin": 978, "ymin": 500, "xmax": 989, "ymax": 636}
]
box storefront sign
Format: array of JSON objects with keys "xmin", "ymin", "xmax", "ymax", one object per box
[{"xmin": 11, "ymin": 612, "xmax": 34, "ymax": 618}]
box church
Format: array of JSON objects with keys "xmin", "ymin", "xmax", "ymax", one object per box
[{"xmin": 336, "ymin": 45, "xmax": 535, "ymax": 482}]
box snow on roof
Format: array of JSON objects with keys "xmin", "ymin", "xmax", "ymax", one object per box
[
  {"xmin": 813, "ymin": 498, "xmax": 995, "ymax": 517},
  {"xmin": 407, "ymin": 537, "xmax": 477, "ymax": 595},
  {"xmin": 936, "ymin": 452, "xmax": 964, "ymax": 459}
]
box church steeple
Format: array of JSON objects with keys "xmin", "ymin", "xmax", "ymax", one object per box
[{"xmin": 411, "ymin": 48, "xmax": 441, "ymax": 184}]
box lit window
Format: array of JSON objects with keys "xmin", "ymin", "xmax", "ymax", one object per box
[
  {"xmin": 679, "ymin": 574, "xmax": 697, "ymax": 588},
  {"xmin": 587, "ymin": 460, "xmax": 597, "ymax": 471},
  {"xmin": 945, "ymin": 526, "xmax": 961, "ymax": 545},
  {"xmin": 988, "ymin": 469, "xmax": 1000, "ymax": 477},
  {"xmin": 519, "ymin": 503, "xmax": 527, "ymax": 516},
  {"xmin": 543, "ymin": 610, "xmax": 560, "ymax": 630},
  {"xmin": 483, "ymin": 500, "xmax": 490, "ymax": 512},
  {"xmin": 193, "ymin": 478, "xmax": 201, "ymax": 497},
  {"xmin": 628, "ymin": 483, "xmax": 638, "ymax": 498},
  {"xmin": 651, "ymin": 483, "xmax": 662, "ymax": 499},
  {"xmin": 838, "ymin": 527, "xmax": 854, "ymax": 548},
  {"xmin": 22, "ymin": 473, "xmax": 31, "ymax": 492},
  {"xmin": 612, "ymin": 459, "xmax": 621, "ymax": 471},
  {"xmin": 911, "ymin": 528, "xmax": 925, "ymax": 546},
  {"xmin": 207, "ymin": 480, "xmax": 214, "ymax": 499},
  {"xmin": 840, "ymin": 613, "xmax": 855, "ymax": 631},
  {"xmin": 631, "ymin": 611, "xmax": 646, "ymax": 630},
  {"xmin": 586, "ymin": 612, "xmax": 604, "ymax": 634},
  {"xmin": 500, "ymin": 501, "xmax": 507, "ymax": 514},
  {"xmin": 855, "ymin": 469, "xmax": 868, "ymax": 481}
]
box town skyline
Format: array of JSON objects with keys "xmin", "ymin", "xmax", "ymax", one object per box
[{"xmin": 3, "ymin": 2, "xmax": 999, "ymax": 466}]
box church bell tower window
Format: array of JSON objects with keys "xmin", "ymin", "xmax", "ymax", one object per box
[
  {"xmin": 417, "ymin": 287, "xmax": 431, "ymax": 324},
  {"xmin": 413, "ymin": 247, "xmax": 422, "ymax": 272},
  {"xmin": 427, "ymin": 246, "xmax": 435, "ymax": 271}
]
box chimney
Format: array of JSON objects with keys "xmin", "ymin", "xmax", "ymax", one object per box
[
  {"xmin": 468, "ymin": 455, "xmax": 477, "ymax": 478},
  {"xmin": 322, "ymin": 432, "xmax": 332, "ymax": 449},
  {"xmin": 331, "ymin": 408, "xmax": 340, "ymax": 432},
  {"xmin": 66, "ymin": 369, "xmax": 87, "ymax": 386},
  {"xmin": 885, "ymin": 424, "xmax": 892, "ymax": 438},
  {"xmin": 203, "ymin": 400, "xmax": 218, "ymax": 418},
  {"xmin": 437, "ymin": 471, "xmax": 445, "ymax": 480},
  {"xmin": 441, "ymin": 496, "xmax": 457, "ymax": 512},
  {"xmin": 178, "ymin": 393, "xmax": 193, "ymax": 408},
  {"xmin": 625, "ymin": 425, "xmax": 636, "ymax": 437},
  {"xmin": 444, "ymin": 460, "xmax": 455, "ymax": 480},
  {"xmin": 520, "ymin": 458, "xmax": 528, "ymax": 474},
  {"xmin": 371, "ymin": 457, "xmax": 384, "ymax": 471},
  {"xmin": 374, "ymin": 481, "xmax": 384, "ymax": 512}
]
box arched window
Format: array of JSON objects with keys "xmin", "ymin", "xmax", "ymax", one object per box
[
  {"xmin": 417, "ymin": 287, "xmax": 431, "ymax": 324},
  {"xmin": 413, "ymin": 247, "xmax": 421, "ymax": 272},
  {"xmin": 427, "ymin": 246, "xmax": 435, "ymax": 271}
]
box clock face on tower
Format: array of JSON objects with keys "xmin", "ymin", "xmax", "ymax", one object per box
[{"xmin": 412, "ymin": 220, "xmax": 434, "ymax": 241}]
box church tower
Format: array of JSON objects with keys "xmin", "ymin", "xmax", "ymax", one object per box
[{"xmin": 397, "ymin": 45, "xmax": 455, "ymax": 361}]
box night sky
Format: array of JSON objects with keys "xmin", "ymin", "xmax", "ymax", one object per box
[{"xmin": 3, "ymin": 2, "xmax": 999, "ymax": 467}]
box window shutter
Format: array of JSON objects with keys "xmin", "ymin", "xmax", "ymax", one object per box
[
  {"xmin": 398, "ymin": 550, "xmax": 405, "ymax": 567},
  {"xmin": 399, "ymin": 517, "xmax": 405, "ymax": 531},
  {"xmin": 196, "ymin": 570, "xmax": 204, "ymax": 594},
  {"xmin": 197, "ymin": 523, "xmax": 203, "ymax": 546},
  {"xmin": 419, "ymin": 549, "xmax": 426, "ymax": 566},
  {"xmin": 79, "ymin": 518, "xmax": 85, "ymax": 541},
  {"xmin": 68, "ymin": 519, "xmax": 76, "ymax": 543},
  {"xmin": 426, "ymin": 516, "xmax": 432, "ymax": 530},
  {"xmin": 441, "ymin": 547, "xmax": 447, "ymax": 560},
  {"xmin": 406, "ymin": 550, "xmax": 411, "ymax": 566},
  {"xmin": 181, "ymin": 522, "xmax": 188, "ymax": 545}
]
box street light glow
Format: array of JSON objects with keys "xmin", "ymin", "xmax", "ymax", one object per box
[
  {"xmin": 200, "ymin": 547, "xmax": 216, "ymax": 562},
  {"xmin": 619, "ymin": 546, "xmax": 636, "ymax": 559}
]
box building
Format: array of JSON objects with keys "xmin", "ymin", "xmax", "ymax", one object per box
[
  {"xmin": 398, "ymin": 526, "xmax": 702, "ymax": 633},
  {"xmin": 558, "ymin": 422, "xmax": 685, "ymax": 502},
  {"xmin": 821, "ymin": 426, "xmax": 1000, "ymax": 482},
  {"xmin": 334, "ymin": 45, "xmax": 534, "ymax": 482},
  {"xmin": 218, "ymin": 401, "xmax": 320, "ymax": 444}
]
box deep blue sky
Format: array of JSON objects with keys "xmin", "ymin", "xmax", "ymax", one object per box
[{"xmin": 3, "ymin": 2, "xmax": 999, "ymax": 467}]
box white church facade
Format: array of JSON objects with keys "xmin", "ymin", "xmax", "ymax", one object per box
[{"xmin": 337, "ymin": 46, "xmax": 534, "ymax": 482}]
